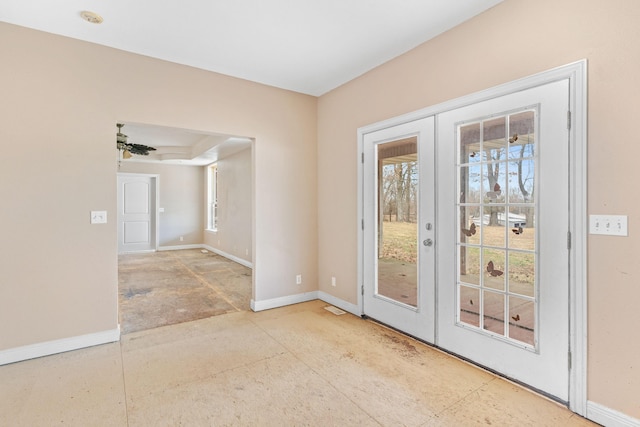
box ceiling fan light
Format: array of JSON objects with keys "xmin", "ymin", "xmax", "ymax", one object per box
[{"xmin": 123, "ymin": 150, "xmax": 132, "ymax": 159}]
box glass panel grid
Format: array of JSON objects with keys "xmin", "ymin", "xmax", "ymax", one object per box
[{"xmin": 456, "ymin": 109, "xmax": 537, "ymax": 349}]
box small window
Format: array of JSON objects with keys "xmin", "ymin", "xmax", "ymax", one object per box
[{"xmin": 207, "ymin": 164, "xmax": 218, "ymax": 230}]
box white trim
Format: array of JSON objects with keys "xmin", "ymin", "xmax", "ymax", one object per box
[
  {"xmin": 357, "ymin": 59, "xmax": 587, "ymax": 414},
  {"xmin": 317, "ymin": 291, "xmax": 361, "ymax": 316},
  {"xmin": 358, "ymin": 60, "xmax": 587, "ymax": 136},
  {"xmin": 202, "ymin": 245, "xmax": 253, "ymax": 269},
  {"xmin": 250, "ymin": 291, "xmax": 360, "ymax": 317},
  {"xmin": 568, "ymin": 60, "xmax": 588, "ymax": 417},
  {"xmin": 158, "ymin": 244, "xmax": 203, "ymax": 251},
  {"xmin": 587, "ymin": 401, "xmax": 640, "ymax": 427},
  {"xmin": 156, "ymin": 244, "xmax": 253, "ymax": 269},
  {"xmin": 251, "ymin": 291, "xmax": 318, "ymax": 312},
  {"xmin": 0, "ymin": 327, "xmax": 120, "ymax": 366}
]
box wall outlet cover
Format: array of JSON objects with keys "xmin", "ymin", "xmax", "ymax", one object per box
[
  {"xmin": 589, "ymin": 214, "xmax": 628, "ymax": 236},
  {"xmin": 90, "ymin": 211, "xmax": 107, "ymax": 224}
]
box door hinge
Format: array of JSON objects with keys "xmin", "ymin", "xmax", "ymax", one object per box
[
  {"xmin": 568, "ymin": 351, "xmax": 572, "ymax": 370},
  {"xmin": 567, "ymin": 231, "xmax": 572, "ymax": 250},
  {"xmin": 567, "ymin": 110, "xmax": 572, "ymax": 130},
  {"xmin": 361, "ymin": 219, "xmax": 364, "ymax": 230},
  {"xmin": 361, "ymin": 152, "xmax": 364, "ymax": 163},
  {"xmin": 361, "ymin": 285, "xmax": 364, "ymax": 296}
]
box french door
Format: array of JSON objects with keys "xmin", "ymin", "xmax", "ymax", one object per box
[
  {"xmin": 362, "ymin": 79, "xmax": 572, "ymax": 401},
  {"xmin": 436, "ymin": 79, "xmax": 570, "ymax": 401},
  {"xmin": 362, "ymin": 117, "xmax": 435, "ymax": 343}
]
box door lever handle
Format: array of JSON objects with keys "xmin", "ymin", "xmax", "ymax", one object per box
[{"xmin": 423, "ymin": 238, "xmax": 433, "ymax": 247}]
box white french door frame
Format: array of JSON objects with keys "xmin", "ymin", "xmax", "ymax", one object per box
[{"xmin": 357, "ymin": 60, "xmax": 587, "ymax": 414}]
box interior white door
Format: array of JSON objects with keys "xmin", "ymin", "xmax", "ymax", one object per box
[
  {"xmin": 117, "ymin": 174, "xmax": 156, "ymax": 253},
  {"xmin": 362, "ymin": 117, "xmax": 435, "ymax": 343},
  {"xmin": 436, "ymin": 79, "xmax": 571, "ymax": 401}
]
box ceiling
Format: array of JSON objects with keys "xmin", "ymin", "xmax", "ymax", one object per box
[
  {"xmin": 1, "ymin": 0, "xmax": 503, "ymax": 96},
  {"xmin": 2, "ymin": 0, "xmax": 503, "ymax": 165},
  {"xmin": 117, "ymin": 123, "xmax": 252, "ymax": 166}
]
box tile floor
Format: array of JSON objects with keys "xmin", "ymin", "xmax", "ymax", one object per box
[{"xmin": 0, "ymin": 300, "xmax": 596, "ymax": 426}]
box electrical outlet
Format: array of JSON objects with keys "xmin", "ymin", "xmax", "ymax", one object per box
[
  {"xmin": 180, "ymin": 236, "xmax": 184, "ymax": 241},
  {"xmin": 589, "ymin": 215, "xmax": 628, "ymax": 236},
  {"xmin": 90, "ymin": 211, "xmax": 107, "ymax": 224},
  {"xmin": 331, "ymin": 276, "xmax": 336, "ymax": 287},
  {"xmin": 296, "ymin": 274, "xmax": 302, "ymax": 285}
]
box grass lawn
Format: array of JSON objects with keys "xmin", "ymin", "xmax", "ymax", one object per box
[
  {"xmin": 381, "ymin": 220, "xmax": 535, "ymax": 283},
  {"xmin": 381, "ymin": 221, "xmax": 418, "ymax": 263}
]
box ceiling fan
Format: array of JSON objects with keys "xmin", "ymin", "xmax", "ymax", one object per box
[{"xmin": 116, "ymin": 123, "xmax": 156, "ymax": 159}]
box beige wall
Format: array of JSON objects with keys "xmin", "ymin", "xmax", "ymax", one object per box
[
  {"xmin": 118, "ymin": 162, "xmax": 204, "ymax": 247},
  {"xmin": 317, "ymin": 0, "xmax": 639, "ymax": 418},
  {"xmin": 204, "ymin": 147, "xmax": 253, "ymax": 264},
  {"xmin": 3, "ymin": 0, "xmax": 639, "ymax": 419},
  {"xmin": 0, "ymin": 22, "xmax": 317, "ymax": 348}
]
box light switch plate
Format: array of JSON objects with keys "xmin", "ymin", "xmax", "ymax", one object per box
[
  {"xmin": 91, "ymin": 210, "xmax": 107, "ymax": 224},
  {"xmin": 589, "ymin": 214, "xmax": 627, "ymax": 236}
]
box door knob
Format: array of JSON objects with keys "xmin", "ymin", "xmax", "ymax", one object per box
[{"xmin": 423, "ymin": 238, "xmax": 433, "ymax": 247}]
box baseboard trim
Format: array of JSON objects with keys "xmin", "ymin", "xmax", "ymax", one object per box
[
  {"xmin": 158, "ymin": 244, "xmax": 202, "ymax": 251},
  {"xmin": 317, "ymin": 291, "xmax": 361, "ymax": 316},
  {"xmin": 156, "ymin": 244, "xmax": 253, "ymax": 269},
  {"xmin": 201, "ymin": 245, "xmax": 253, "ymax": 269},
  {"xmin": 250, "ymin": 291, "xmax": 360, "ymax": 316},
  {"xmin": 0, "ymin": 327, "xmax": 121, "ymax": 366},
  {"xmin": 587, "ymin": 401, "xmax": 640, "ymax": 427},
  {"xmin": 251, "ymin": 291, "xmax": 319, "ymax": 312},
  {"xmin": 119, "ymin": 249, "xmax": 156, "ymax": 254}
]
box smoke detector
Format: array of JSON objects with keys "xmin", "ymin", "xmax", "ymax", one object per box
[{"xmin": 80, "ymin": 11, "xmax": 103, "ymax": 24}]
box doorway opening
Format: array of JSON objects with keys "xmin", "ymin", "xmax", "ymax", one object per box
[{"xmin": 115, "ymin": 122, "xmax": 254, "ymax": 334}]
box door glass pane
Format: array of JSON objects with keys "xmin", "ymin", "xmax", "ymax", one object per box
[
  {"xmin": 483, "ymin": 162, "xmax": 506, "ymax": 203},
  {"xmin": 483, "ymin": 290, "xmax": 505, "ymax": 335},
  {"xmin": 508, "ymin": 208, "xmax": 534, "ymax": 250},
  {"xmin": 456, "ymin": 108, "xmax": 537, "ymax": 348},
  {"xmin": 461, "ymin": 164, "xmax": 482, "ymax": 204},
  {"xmin": 507, "ymin": 111, "xmax": 535, "ymax": 160},
  {"xmin": 483, "ymin": 205, "xmax": 506, "ymax": 248},
  {"xmin": 509, "ymin": 296, "xmax": 534, "ymax": 346},
  {"xmin": 460, "ymin": 122, "xmax": 481, "ymax": 164},
  {"xmin": 483, "ymin": 248, "xmax": 505, "ymax": 291},
  {"xmin": 459, "ymin": 246, "xmax": 480, "ymax": 286},
  {"xmin": 508, "ymin": 160, "xmax": 535, "ymax": 203},
  {"xmin": 482, "ymin": 116, "xmax": 506, "ymax": 161},
  {"xmin": 376, "ymin": 137, "xmax": 418, "ymax": 307},
  {"xmin": 460, "ymin": 286, "xmax": 480, "ymax": 327},
  {"xmin": 508, "ymin": 252, "xmax": 535, "ymax": 297},
  {"xmin": 459, "ymin": 206, "xmax": 480, "ymax": 244}
]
